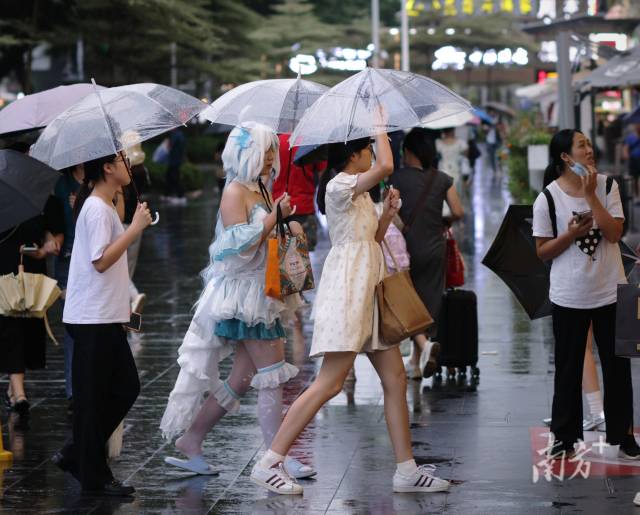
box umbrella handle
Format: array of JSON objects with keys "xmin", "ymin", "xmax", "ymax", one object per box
[{"xmin": 151, "ymin": 212, "xmax": 160, "ymax": 226}]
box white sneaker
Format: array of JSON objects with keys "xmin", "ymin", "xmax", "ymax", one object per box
[
  {"xmin": 392, "ymin": 464, "xmax": 450, "ymax": 493},
  {"xmin": 583, "ymin": 413, "xmax": 606, "ymax": 431},
  {"xmin": 250, "ymin": 461, "xmax": 303, "ymax": 495}
]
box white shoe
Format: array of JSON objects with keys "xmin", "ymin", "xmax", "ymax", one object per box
[
  {"xmin": 131, "ymin": 293, "xmax": 147, "ymax": 315},
  {"xmin": 633, "ymin": 492, "xmax": 640, "ymax": 506},
  {"xmin": 583, "ymin": 412, "xmax": 606, "ymax": 431},
  {"xmin": 392, "ymin": 464, "xmax": 450, "ymax": 493},
  {"xmin": 250, "ymin": 461, "xmax": 303, "ymax": 495},
  {"xmin": 284, "ymin": 456, "xmax": 317, "ymax": 479},
  {"xmin": 419, "ymin": 340, "xmax": 440, "ymax": 379}
]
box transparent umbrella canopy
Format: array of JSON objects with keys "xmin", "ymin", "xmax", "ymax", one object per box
[
  {"xmin": 201, "ymin": 76, "xmax": 329, "ymax": 134},
  {"xmin": 31, "ymin": 82, "xmax": 207, "ymax": 171},
  {"xmin": 289, "ymin": 68, "xmax": 472, "ymax": 147}
]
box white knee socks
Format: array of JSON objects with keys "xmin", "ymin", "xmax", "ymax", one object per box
[
  {"xmin": 257, "ymin": 386, "xmax": 283, "ymax": 448},
  {"xmin": 586, "ymin": 391, "xmax": 604, "ymax": 418}
]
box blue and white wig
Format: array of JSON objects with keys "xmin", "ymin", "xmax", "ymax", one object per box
[
  {"xmin": 222, "ymin": 122, "xmax": 280, "ymax": 186},
  {"xmin": 200, "ymin": 123, "xmax": 280, "ymax": 288}
]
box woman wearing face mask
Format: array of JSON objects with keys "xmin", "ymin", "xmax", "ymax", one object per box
[
  {"xmin": 160, "ymin": 123, "xmax": 315, "ymax": 480},
  {"xmin": 250, "ymin": 127, "xmax": 450, "ymax": 495},
  {"xmin": 533, "ymin": 129, "xmax": 639, "ymax": 460}
]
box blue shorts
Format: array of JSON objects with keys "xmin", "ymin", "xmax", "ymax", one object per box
[{"xmin": 214, "ymin": 318, "xmax": 285, "ymax": 341}]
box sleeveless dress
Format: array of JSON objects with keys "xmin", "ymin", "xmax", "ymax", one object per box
[
  {"xmin": 160, "ymin": 199, "xmax": 298, "ymax": 439},
  {"xmin": 309, "ymin": 172, "xmax": 393, "ymax": 358}
]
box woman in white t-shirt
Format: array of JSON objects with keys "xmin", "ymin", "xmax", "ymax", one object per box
[
  {"xmin": 435, "ymin": 127, "xmax": 469, "ymax": 192},
  {"xmin": 532, "ymin": 129, "xmax": 638, "ymax": 460},
  {"xmin": 54, "ymin": 153, "xmax": 152, "ymax": 496}
]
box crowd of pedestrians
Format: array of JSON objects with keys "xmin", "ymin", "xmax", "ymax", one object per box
[{"xmin": 2, "ymin": 103, "xmax": 640, "ymax": 503}]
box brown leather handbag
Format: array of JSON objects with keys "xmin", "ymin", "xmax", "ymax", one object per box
[{"xmin": 376, "ymin": 239, "xmax": 433, "ymax": 345}]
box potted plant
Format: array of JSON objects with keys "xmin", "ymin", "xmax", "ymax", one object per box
[{"xmin": 523, "ymin": 131, "xmax": 552, "ymax": 193}]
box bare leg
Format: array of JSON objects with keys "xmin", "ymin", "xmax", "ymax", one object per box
[
  {"xmin": 582, "ymin": 326, "xmax": 599, "ymax": 394},
  {"xmin": 175, "ymin": 343, "xmax": 256, "ymax": 457},
  {"xmin": 368, "ymin": 347, "xmax": 413, "ymax": 463},
  {"xmin": 9, "ymin": 373, "xmax": 26, "ymax": 401},
  {"xmin": 270, "ymin": 352, "xmax": 357, "ymax": 456}
]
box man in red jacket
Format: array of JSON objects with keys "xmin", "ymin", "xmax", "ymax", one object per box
[{"xmin": 272, "ymin": 134, "xmax": 326, "ymax": 251}]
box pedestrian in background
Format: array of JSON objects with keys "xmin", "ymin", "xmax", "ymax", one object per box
[
  {"xmin": 390, "ymin": 128, "xmax": 463, "ymax": 379},
  {"xmin": 623, "ymin": 123, "xmax": 640, "ymax": 197},
  {"xmin": 53, "ymin": 162, "xmax": 84, "ymax": 413},
  {"xmin": 164, "ymin": 127, "xmax": 186, "ymax": 204},
  {"xmin": 436, "ymin": 127, "xmax": 469, "ymax": 195}
]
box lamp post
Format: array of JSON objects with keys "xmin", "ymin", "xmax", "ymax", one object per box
[
  {"xmin": 400, "ymin": 0, "xmax": 410, "ymax": 71},
  {"xmin": 372, "ymin": 0, "xmax": 380, "ymax": 68}
]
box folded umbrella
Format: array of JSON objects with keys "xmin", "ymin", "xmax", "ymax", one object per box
[
  {"xmin": 482, "ymin": 205, "xmax": 638, "ymax": 320},
  {"xmin": 482, "ymin": 205, "xmax": 551, "ymax": 319},
  {"xmin": 201, "ymin": 74, "xmax": 329, "ymax": 134},
  {"xmin": 290, "ymin": 67, "xmax": 471, "ymax": 147},
  {"xmin": 0, "ymin": 83, "xmax": 106, "ymax": 136},
  {"xmin": 0, "ymin": 150, "xmax": 61, "ymax": 234}
]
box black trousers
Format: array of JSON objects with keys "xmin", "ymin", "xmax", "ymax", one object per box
[
  {"xmin": 164, "ymin": 164, "xmax": 184, "ymax": 197},
  {"xmin": 64, "ymin": 323, "xmax": 140, "ymax": 489},
  {"xmin": 551, "ymin": 303, "xmax": 633, "ymax": 446}
]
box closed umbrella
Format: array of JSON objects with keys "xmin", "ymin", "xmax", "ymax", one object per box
[
  {"xmin": 201, "ymin": 75, "xmax": 329, "ymax": 134},
  {"xmin": 0, "ymin": 83, "xmax": 106, "ymax": 135},
  {"xmin": 289, "ymin": 67, "xmax": 471, "ymax": 147},
  {"xmin": 0, "ymin": 150, "xmax": 61, "ymax": 234}
]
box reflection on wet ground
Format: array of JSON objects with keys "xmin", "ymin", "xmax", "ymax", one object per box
[{"xmin": 2, "ymin": 158, "xmax": 640, "ymax": 514}]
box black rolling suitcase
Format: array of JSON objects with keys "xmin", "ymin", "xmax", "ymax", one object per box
[{"xmin": 436, "ymin": 288, "xmax": 479, "ymax": 378}]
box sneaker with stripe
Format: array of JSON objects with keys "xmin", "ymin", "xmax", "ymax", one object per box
[
  {"xmin": 250, "ymin": 461, "xmax": 303, "ymax": 495},
  {"xmin": 392, "ymin": 464, "xmax": 450, "ymax": 493}
]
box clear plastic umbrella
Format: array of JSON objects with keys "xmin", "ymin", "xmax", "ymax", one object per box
[
  {"xmin": 0, "ymin": 83, "xmax": 106, "ymax": 136},
  {"xmin": 289, "ymin": 68, "xmax": 472, "ymax": 147},
  {"xmin": 31, "ymin": 81, "xmax": 207, "ymax": 225},
  {"xmin": 201, "ymin": 75, "xmax": 329, "ymax": 134},
  {"xmin": 31, "ymin": 82, "xmax": 206, "ymax": 170}
]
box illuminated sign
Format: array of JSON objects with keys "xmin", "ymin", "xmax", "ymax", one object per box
[{"xmin": 406, "ymin": 0, "xmax": 536, "ymax": 16}]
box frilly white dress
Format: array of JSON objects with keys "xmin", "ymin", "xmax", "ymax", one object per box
[
  {"xmin": 160, "ymin": 200, "xmax": 298, "ymax": 440},
  {"xmin": 309, "ymin": 172, "xmax": 394, "ymax": 358}
]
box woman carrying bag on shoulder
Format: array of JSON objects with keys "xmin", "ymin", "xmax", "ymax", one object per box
[{"xmin": 532, "ymin": 129, "xmax": 639, "ymax": 460}]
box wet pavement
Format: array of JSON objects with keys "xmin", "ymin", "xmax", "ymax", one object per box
[{"xmin": 2, "ymin": 157, "xmax": 640, "ymax": 514}]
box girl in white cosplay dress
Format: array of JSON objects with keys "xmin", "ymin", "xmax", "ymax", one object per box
[{"xmin": 160, "ymin": 123, "xmax": 315, "ymax": 480}]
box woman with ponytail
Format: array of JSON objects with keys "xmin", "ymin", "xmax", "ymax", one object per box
[
  {"xmin": 252, "ymin": 117, "xmax": 450, "ymax": 495},
  {"xmin": 532, "ymin": 129, "xmax": 639, "ymax": 460},
  {"xmin": 54, "ymin": 153, "xmax": 152, "ymax": 496},
  {"xmin": 160, "ymin": 123, "xmax": 315, "ymax": 482}
]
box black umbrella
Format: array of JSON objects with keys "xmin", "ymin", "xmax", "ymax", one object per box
[
  {"xmin": 0, "ymin": 149, "xmax": 61, "ymax": 234},
  {"xmin": 483, "ymin": 205, "xmax": 639, "ymax": 320},
  {"xmin": 482, "ymin": 205, "xmax": 551, "ymax": 319},
  {"xmin": 293, "ymin": 143, "xmax": 328, "ymax": 166}
]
